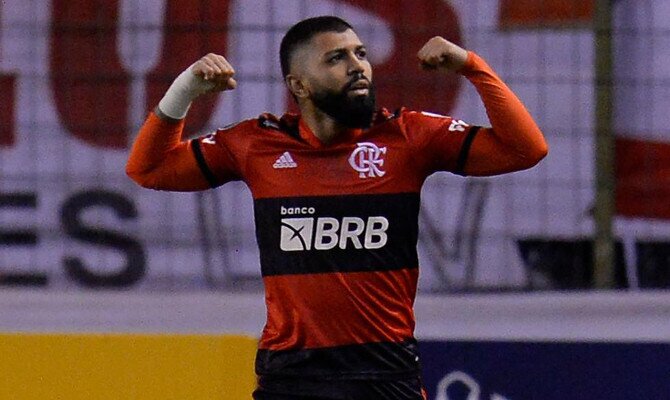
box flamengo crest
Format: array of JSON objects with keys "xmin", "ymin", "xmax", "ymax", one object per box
[{"xmin": 348, "ymin": 142, "xmax": 387, "ymax": 178}]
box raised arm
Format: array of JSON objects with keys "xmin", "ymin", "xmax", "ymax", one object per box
[
  {"xmin": 125, "ymin": 54, "xmax": 237, "ymax": 190},
  {"xmin": 418, "ymin": 37, "xmax": 548, "ymax": 176}
]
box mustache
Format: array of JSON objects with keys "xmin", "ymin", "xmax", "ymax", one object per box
[{"xmin": 344, "ymin": 74, "xmax": 371, "ymax": 91}]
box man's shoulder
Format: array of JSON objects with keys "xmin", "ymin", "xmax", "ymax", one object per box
[
  {"xmin": 389, "ymin": 109, "xmax": 459, "ymax": 130},
  {"xmin": 213, "ymin": 112, "xmax": 300, "ymax": 137},
  {"xmin": 258, "ymin": 112, "xmax": 300, "ymax": 133},
  {"xmin": 371, "ymin": 107, "xmax": 403, "ymax": 126},
  {"xmin": 370, "ymin": 107, "xmax": 449, "ymax": 130},
  {"xmin": 370, "ymin": 107, "xmax": 453, "ymax": 127},
  {"xmin": 396, "ymin": 108, "xmax": 453, "ymax": 120}
]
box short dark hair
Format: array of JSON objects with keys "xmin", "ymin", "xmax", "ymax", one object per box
[{"xmin": 280, "ymin": 16, "xmax": 354, "ymax": 78}]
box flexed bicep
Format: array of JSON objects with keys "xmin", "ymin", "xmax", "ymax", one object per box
[
  {"xmin": 458, "ymin": 53, "xmax": 548, "ymax": 176},
  {"xmin": 463, "ymin": 126, "xmax": 543, "ymax": 176}
]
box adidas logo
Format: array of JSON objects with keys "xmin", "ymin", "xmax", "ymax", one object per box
[{"xmin": 273, "ymin": 151, "xmax": 297, "ymax": 169}]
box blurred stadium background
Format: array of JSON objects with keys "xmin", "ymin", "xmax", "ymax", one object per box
[{"xmin": 1, "ymin": 0, "xmax": 669, "ymax": 399}]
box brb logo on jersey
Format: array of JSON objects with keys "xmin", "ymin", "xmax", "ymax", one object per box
[
  {"xmin": 349, "ymin": 142, "xmax": 387, "ymax": 178},
  {"xmin": 279, "ymin": 206, "xmax": 389, "ymax": 252}
]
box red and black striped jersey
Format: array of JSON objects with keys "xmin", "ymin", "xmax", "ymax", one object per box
[{"xmin": 190, "ymin": 108, "xmax": 478, "ymax": 379}]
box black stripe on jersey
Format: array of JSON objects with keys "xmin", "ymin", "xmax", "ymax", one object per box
[
  {"xmin": 255, "ymin": 339, "xmax": 420, "ymax": 380},
  {"xmin": 255, "ymin": 375, "xmax": 424, "ymax": 400},
  {"xmin": 191, "ymin": 139, "xmax": 219, "ymax": 188},
  {"xmin": 454, "ymin": 126, "xmax": 481, "ymax": 176},
  {"xmin": 254, "ymin": 193, "xmax": 420, "ymax": 276}
]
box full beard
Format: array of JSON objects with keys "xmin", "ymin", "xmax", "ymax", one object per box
[{"xmin": 311, "ymin": 80, "xmax": 376, "ymax": 129}]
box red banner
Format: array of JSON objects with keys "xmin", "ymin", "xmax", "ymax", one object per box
[
  {"xmin": 499, "ymin": 0, "xmax": 594, "ymax": 27},
  {"xmin": 0, "ymin": 1, "xmax": 16, "ymax": 147}
]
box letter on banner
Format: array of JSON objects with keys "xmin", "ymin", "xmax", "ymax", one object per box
[
  {"xmin": 50, "ymin": 0, "xmax": 230, "ymax": 148},
  {"xmin": 61, "ymin": 190, "xmax": 146, "ymax": 288}
]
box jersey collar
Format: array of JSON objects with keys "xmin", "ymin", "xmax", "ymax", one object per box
[{"xmin": 297, "ymin": 116, "xmax": 364, "ymax": 148}]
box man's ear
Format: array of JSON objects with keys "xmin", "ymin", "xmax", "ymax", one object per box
[{"xmin": 286, "ymin": 74, "xmax": 308, "ymax": 99}]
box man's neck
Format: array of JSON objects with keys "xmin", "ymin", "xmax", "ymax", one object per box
[{"xmin": 300, "ymin": 105, "xmax": 350, "ymax": 145}]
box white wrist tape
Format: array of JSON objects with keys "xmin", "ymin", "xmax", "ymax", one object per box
[{"xmin": 157, "ymin": 64, "xmax": 215, "ymax": 120}]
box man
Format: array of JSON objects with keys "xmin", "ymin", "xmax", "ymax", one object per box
[{"xmin": 127, "ymin": 16, "xmax": 547, "ymax": 400}]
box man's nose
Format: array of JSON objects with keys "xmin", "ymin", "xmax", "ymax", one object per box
[{"xmin": 347, "ymin": 54, "xmax": 365, "ymax": 75}]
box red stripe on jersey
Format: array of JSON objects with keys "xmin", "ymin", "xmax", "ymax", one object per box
[{"xmin": 259, "ymin": 268, "xmax": 418, "ymax": 350}]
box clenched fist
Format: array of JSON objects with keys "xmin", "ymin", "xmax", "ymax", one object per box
[
  {"xmin": 191, "ymin": 53, "xmax": 237, "ymax": 92},
  {"xmin": 417, "ymin": 36, "xmax": 468, "ymax": 72}
]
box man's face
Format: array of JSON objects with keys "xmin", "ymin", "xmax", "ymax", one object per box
[{"xmin": 290, "ymin": 29, "xmax": 376, "ymax": 128}]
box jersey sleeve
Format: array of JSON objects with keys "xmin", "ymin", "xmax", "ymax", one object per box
[
  {"xmin": 401, "ymin": 110, "xmax": 482, "ymax": 176},
  {"xmin": 190, "ymin": 119, "xmax": 256, "ymax": 187}
]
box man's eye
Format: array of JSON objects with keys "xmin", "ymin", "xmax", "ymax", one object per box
[
  {"xmin": 357, "ymin": 50, "xmax": 367, "ymax": 59},
  {"xmin": 328, "ymin": 54, "xmax": 343, "ymax": 63}
]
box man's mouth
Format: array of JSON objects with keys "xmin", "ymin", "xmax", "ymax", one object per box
[
  {"xmin": 349, "ymin": 88, "xmax": 369, "ymax": 96},
  {"xmin": 347, "ymin": 79, "xmax": 370, "ymax": 95}
]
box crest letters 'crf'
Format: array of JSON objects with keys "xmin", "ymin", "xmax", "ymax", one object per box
[{"xmin": 349, "ymin": 142, "xmax": 387, "ymax": 178}]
